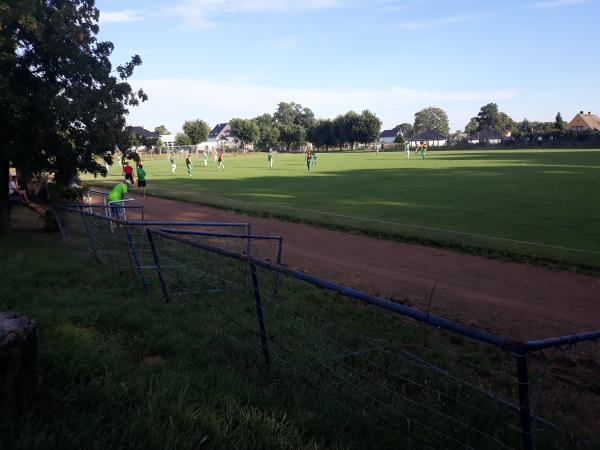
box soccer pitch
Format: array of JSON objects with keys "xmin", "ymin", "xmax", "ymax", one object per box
[{"xmin": 87, "ymin": 148, "xmax": 600, "ymax": 268}]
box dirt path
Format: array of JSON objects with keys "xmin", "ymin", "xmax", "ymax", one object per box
[{"xmin": 132, "ymin": 194, "xmax": 600, "ymax": 340}]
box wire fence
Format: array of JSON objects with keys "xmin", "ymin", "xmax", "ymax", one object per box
[
  {"xmin": 52, "ymin": 203, "xmax": 600, "ymax": 449},
  {"xmin": 53, "ymin": 205, "xmax": 282, "ymax": 293}
]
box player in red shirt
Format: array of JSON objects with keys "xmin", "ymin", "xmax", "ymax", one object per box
[
  {"xmin": 123, "ymin": 162, "xmax": 134, "ymax": 182},
  {"xmin": 217, "ymin": 151, "xmax": 224, "ymax": 170}
]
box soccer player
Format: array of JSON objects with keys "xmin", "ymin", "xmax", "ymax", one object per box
[
  {"xmin": 306, "ymin": 150, "xmax": 312, "ymax": 172},
  {"xmin": 267, "ymin": 148, "xmax": 274, "ymax": 169},
  {"xmin": 312, "ymin": 150, "xmax": 317, "ymax": 167},
  {"xmin": 108, "ymin": 179, "xmax": 131, "ymax": 218},
  {"xmin": 421, "ymin": 143, "xmax": 428, "ymax": 159},
  {"xmin": 404, "ymin": 141, "xmax": 410, "ymax": 159},
  {"xmin": 217, "ymin": 150, "xmax": 224, "ymax": 170},
  {"xmin": 123, "ymin": 161, "xmax": 134, "ymax": 182},
  {"xmin": 169, "ymin": 153, "xmax": 176, "ymax": 173},
  {"xmin": 185, "ymin": 154, "xmax": 193, "ymax": 176},
  {"xmin": 136, "ymin": 164, "xmax": 147, "ymax": 197},
  {"xmin": 203, "ymin": 150, "xmax": 208, "ymax": 167}
]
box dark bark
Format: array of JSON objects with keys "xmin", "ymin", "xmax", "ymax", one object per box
[
  {"xmin": 0, "ymin": 159, "xmax": 9, "ymax": 234},
  {"xmin": 0, "ymin": 312, "xmax": 39, "ymax": 420}
]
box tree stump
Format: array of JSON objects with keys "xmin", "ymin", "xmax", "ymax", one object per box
[{"xmin": 0, "ymin": 312, "xmax": 38, "ymax": 420}]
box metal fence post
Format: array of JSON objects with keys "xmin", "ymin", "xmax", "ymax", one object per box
[
  {"xmin": 53, "ymin": 208, "xmax": 67, "ymax": 244},
  {"xmin": 250, "ymin": 262, "xmax": 270, "ymax": 366},
  {"xmin": 125, "ymin": 224, "xmax": 147, "ymax": 293},
  {"xmin": 516, "ymin": 351, "xmax": 534, "ymax": 450},
  {"xmin": 80, "ymin": 210, "xmax": 100, "ymax": 262},
  {"xmin": 146, "ymin": 229, "xmax": 170, "ymax": 301},
  {"xmin": 272, "ymin": 238, "xmax": 283, "ymax": 298}
]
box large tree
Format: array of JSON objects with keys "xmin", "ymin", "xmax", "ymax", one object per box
[
  {"xmin": 355, "ymin": 110, "xmax": 382, "ymax": 145},
  {"xmin": 253, "ymin": 114, "xmax": 280, "ymax": 151},
  {"xmin": 476, "ymin": 103, "xmax": 500, "ymax": 130},
  {"xmin": 278, "ymin": 124, "xmax": 306, "ymax": 152},
  {"xmin": 182, "ymin": 119, "xmax": 210, "ymax": 145},
  {"xmin": 273, "ymin": 102, "xmax": 314, "ymax": 128},
  {"xmin": 0, "ymin": 0, "xmax": 145, "ymax": 232},
  {"xmin": 307, "ymin": 119, "xmax": 336, "ymax": 150},
  {"xmin": 413, "ymin": 107, "xmax": 449, "ymax": 136},
  {"xmin": 467, "ymin": 103, "xmax": 514, "ymax": 135},
  {"xmin": 229, "ymin": 118, "xmax": 260, "ymax": 150}
]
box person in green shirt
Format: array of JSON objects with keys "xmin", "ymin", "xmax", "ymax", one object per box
[
  {"xmin": 108, "ymin": 179, "xmax": 130, "ymax": 218},
  {"xmin": 136, "ymin": 164, "xmax": 147, "ymax": 197}
]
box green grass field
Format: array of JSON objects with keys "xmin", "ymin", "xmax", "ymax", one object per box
[
  {"xmin": 86, "ymin": 149, "xmax": 600, "ymax": 268},
  {"xmin": 3, "ymin": 220, "xmax": 597, "ymax": 449}
]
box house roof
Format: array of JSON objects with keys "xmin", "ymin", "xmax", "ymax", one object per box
[
  {"xmin": 209, "ymin": 123, "xmax": 229, "ymax": 138},
  {"xmin": 409, "ymin": 130, "xmax": 447, "ymax": 141},
  {"xmin": 568, "ymin": 112, "xmax": 600, "ymax": 131},
  {"xmin": 468, "ymin": 129, "xmax": 502, "ymax": 140},
  {"xmin": 379, "ymin": 129, "xmax": 400, "ymax": 138},
  {"xmin": 127, "ymin": 126, "xmax": 159, "ymax": 139}
]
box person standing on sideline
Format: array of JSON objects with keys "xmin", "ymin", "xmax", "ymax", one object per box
[
  {"xmin": 185, "ymin": 154, "xmax": 193, "ymax": 176},
  {"xmin": 169, "ymin": 153, "xmax": 176, "ymax": 173},
  {"xmin": 267, "ymin": 148, "xmax": 274, "ymax": 169},
  {"xmin": 217, "ymin": 150, "xmax": 225, "ymax": 170},
  {"xmin": 136, "ymin": 164, "xmax": 147, "ymax": 197},
  {"xmin": 203, "ymin": 150, "xmax": 208, "ymax": 167},
  {"xmin": 107, "ymin": 179, "xmax": 131, "ymax": 218}
]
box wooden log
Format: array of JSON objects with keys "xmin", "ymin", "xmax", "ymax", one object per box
[{"xmin": 0, "ymin": 312, "xmax": 38, "ymax": 420}]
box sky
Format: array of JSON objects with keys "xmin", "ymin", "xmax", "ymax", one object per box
[{"xmin": 96, "ymin": 0, "xmax": 600, "ymax": 134}]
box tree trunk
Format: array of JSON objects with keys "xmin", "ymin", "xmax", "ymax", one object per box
[
  {"xmin": 0, "ymin": 312, "xmax": 38, "ymax": 420},
  {"xmin": 0, "ymin": 158, "xmax": 9, "ymax": 234}
]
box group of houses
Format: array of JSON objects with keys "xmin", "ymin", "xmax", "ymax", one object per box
[{"xmin": 378, "ymin": 111, "xmax": 600, "ymax": 147}]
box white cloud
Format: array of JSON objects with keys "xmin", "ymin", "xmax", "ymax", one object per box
[
  {"xmin": 378, "ymin": 5, "xmax": 407, "ymax": 12},
  {"xmin": 396, "ymin": 14, "xmax": 479, "ymax": 31},
  {"xmin": 274, "ymin": 36, "xmax": 300, "ymax": 49},
  {"xmin": 532, "ymin": 0, "xmax": 590, "ymax": 8},
  {"xmin": 100, "ymin": 9, "xmax": 146, "ymax": 23},
  {"xmin": 127, "ymin": 78, "xmax": 517, "ymax": 132},
  {"xmin": 164, "ymin": 0, "xmax": 345, "ymax": 30}
]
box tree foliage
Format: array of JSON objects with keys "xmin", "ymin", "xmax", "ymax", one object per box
[
  {"xmin": 554, "ymin": 112, "xmax": 565, "ymax": 130},
  {"xmin": 278, "ymin": 124, "xmax": 306, "ymax": 152},
  {"xmin": 413, "ymin": 107, "xmax": 449, "ymax": 136},
  {"xmin": 175, "ymin": 133, "xmax": 192, "ymax": 146},
  {"xmin": 307, "ymin": 119, "xmax": 335, "ymax": 149},
  {"xmin": 253, "ymin": 114, "xmax": 280, "ymax": 150},
  {"xmin": 229, "ymin": 118, "xmax": 260, "ymax": 149},
  {"xmin": 465, "ymin": 103, "xmax": 514, "ymax": 135},
  {"xmin": 154, "ymin": 125, "xmax": 170, "ymax": 135},
  {"xmin": 273, "ymin": 102, "xmax": 315, "ymax": 128},
  {"xmin": 0, "ymin": 0, "xmax": 146, "ymax": 231},
  {"xmin": 355, "ymin": 110, "xmax": 382, "ymax": 144},
  {"xmin": 396, "ymin": 123, "xmax": 414, "ymax": 139},
  {"xmin": 182, "ymin": 119, "xmax": 210, "ymax": 145}
]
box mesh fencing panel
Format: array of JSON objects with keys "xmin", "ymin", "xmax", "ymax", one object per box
[{"xmin": 147, "ymin": 229, "xmax": 545, "ymax": 449}]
